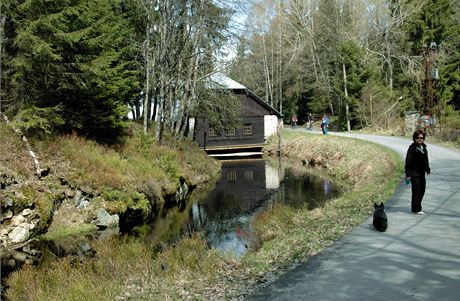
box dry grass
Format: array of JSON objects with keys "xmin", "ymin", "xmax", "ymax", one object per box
[{"xmin": 0, "ymin": 123, "xmax": 35, "ymax": 179}]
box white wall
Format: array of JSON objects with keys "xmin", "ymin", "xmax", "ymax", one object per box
[{"xmin": 264, "ymin": 115, "xmax": 279, "ymax": 140}]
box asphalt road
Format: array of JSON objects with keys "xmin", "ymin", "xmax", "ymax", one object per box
[{"xmin": 247, "ymin": 132, "xmax": 460, "ymax": 301}]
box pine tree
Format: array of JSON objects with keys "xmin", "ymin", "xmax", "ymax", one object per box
[
  {"xmin": 405, "ymin": 0, "xmax": 456, "ymax": 116},
  {"xmin": 5, "ymin": 0, "xmax": 141, "ymax": 142}
]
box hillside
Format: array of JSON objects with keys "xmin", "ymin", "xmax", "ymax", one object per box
[{"xmin": 0, "ymin": 120, "xmax": 220, "ymax": 274}]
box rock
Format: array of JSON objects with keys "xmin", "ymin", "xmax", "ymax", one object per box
[
  {"xmin": 12, "ymin": 215, "xmax": 26, "ymax": 226},
  {"xmin": 92, "ymin": 208, "xmax": 119, "ymax": 229},
  {"xmin": 12, "ymin": 250, "xmax": 28, "ymax": 262},
  {"xmin": 2, "ymin": 196, "xmax": 14, "ymax": 207},
  {"xmin": 64, "ymin": 188, "xmax": 75, "ymax": 198},
  {"xmin": 5, "ymin": 259, "xmax": 16, "ymax": 269},
  {"xmin": 25, "ymin": 258, "xmax": 35, "ymax": 265},
  {"xmin": 8, "ymin": 226, "xmax": 30, "ymax": 243},
  {"xmin": 80, "ymin": 186, "xmax": 94, "ymax": 197},
  {"xmin": 1, "ymin": 209, "xmax": 13, "ymax": 220},
  {"xmin": 22, "ymin": 245, "xmax": 40, "ymax": 256},
  {"xmin": 21, "ymin": 208, "xmax": 33, "ymax": 216},
  {"xmin": 77, "ymin": 200, "xmax": 90, "ymax": 209},
  {"xmin": 74, "ymin": 190, "xmax": 84, "ymax": 206},
  {"xmin": 19, "ymin": 222, "xmax": 35, "ymax": 231}
]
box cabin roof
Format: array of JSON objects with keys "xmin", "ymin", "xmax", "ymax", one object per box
[
  {"xmin": 205, "ymin": 72, "xmax": 282, "ymax": 117},
  {"xmin": 206, "ymin": 72, "xmax": 246, "ymax": 90}
]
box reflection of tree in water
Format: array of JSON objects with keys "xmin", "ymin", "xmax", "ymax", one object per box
[{"xmin": 278, "ymin": 165, "xmax": 339, "ymax": 210}]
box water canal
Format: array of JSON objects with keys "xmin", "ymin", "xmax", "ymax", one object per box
[
  {"xmin": 0, "ymin": 158, "xmax": 341, "ymax": 293},
  {"xmin": 147, "ymin": 158, "xmax": 341, "ymax": 257}
]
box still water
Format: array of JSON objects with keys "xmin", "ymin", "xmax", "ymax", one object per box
[{"xmin": 148, "ymin": 158, "xmax": 341, "ymax": 258}]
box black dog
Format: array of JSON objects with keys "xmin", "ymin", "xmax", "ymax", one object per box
[{"xmin": 373, "ymin": 202, "xmax": 388, "ymax": 232}]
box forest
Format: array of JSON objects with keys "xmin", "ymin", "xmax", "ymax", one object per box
[{"xmin": 1, "ymin": 0, "xmax": 459, "ymax": 143}]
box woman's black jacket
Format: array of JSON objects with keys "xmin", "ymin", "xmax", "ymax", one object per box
[{"xmin": 405, "ymin": 142, "xmax": 431, "ymax": 177}]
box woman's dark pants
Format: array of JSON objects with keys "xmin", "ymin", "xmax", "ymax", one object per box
[{"xmin": 411, "ymin": 176, "xmax": 426, "ymax": 213}]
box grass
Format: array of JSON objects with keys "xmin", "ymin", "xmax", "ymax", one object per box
[
  {"xmin": 0, "ymin": 124, "xmax": 35, "ymax": 179},
  {"xmin": 38, "ymin": 224, "xmax": 98, "ymax": 242},
  {"xmin": 4, "ymin": 128, "xmax": 403, "ymax": 300}
]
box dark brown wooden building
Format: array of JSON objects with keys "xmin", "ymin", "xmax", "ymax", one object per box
[{"xmin": 194, "ymin": 73, "xmax": 282, "ymax": 157}]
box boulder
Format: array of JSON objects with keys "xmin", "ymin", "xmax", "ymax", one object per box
[
  {"xmin": 8, "ymin": 226, "xmax": 30, "ymax": 243},
  {"xmin": 92, "ymin": 208, "xmax": 119, "ymax": 229}
]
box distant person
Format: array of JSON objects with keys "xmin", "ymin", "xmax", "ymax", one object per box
[
  {"xmin": 291, "ymin": 114, "xmax": 298, "ymax": 129},
  {"xmin": 321, "ymin": 114, "xmax": 329, "ymax": 134},
  {"xmin": 405, "ymin": 129, "xmax": 431, "ymax": 215},
  {"xmin": 306, "ymin": 113, "xmax": 313, "ymax": 130}
]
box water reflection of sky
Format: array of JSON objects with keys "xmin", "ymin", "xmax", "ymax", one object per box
[{"xmin": 188, "ymin": 159, "xmax": 341, "ymax": 258}]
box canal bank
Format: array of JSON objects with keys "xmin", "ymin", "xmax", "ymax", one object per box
[{"xmin": 4, "ymin": 130, "xmax": 403, "ymax": 300}]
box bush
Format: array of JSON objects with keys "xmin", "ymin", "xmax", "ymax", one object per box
[{"xmin": 12, "ymin": 105, "xmax": 65, "ymax": 139}]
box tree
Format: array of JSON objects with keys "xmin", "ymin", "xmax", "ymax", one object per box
[
  {"xmin": 132, "ymin": 0, "xmax": 233, "ymax": 142},
  {"xmin": 405, "ymin": 0, "xmax": 456, "ymax": 117},
  {"xmin": 4, "ymin": 0, "xmax": 142, "ymax": 142}
]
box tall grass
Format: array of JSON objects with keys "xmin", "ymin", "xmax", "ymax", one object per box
[
  {"xmin": 0, "ymin": 123, "xmax": 34, "ymax": 178},
  {"xmin": 31, "ymin": 123, "xmax": 220, "ymax": 210},
  {"xmin": 6, "ymin": 237, "xmax": 153, "ymax": 301}
]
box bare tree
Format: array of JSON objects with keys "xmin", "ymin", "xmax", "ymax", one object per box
[
  {"xmin": 0, "ymin": 2, "xmax": 4, "ymax": 114},
  {"xmin": 135, "ymin": 0, "xmax": 233, "ymax": 142},
  {"xmin": 365, "ymin": 0, "xmax": 427, "ymax": 91}
]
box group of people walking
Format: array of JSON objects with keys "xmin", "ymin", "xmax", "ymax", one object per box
[{"xmin": 290, "ymin": 113, "xmax": 329, "ymax": 134}]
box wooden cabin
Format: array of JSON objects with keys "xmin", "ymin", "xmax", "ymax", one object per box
[{"xmin": 194, "ymin": 73, "xmax": 282, "ymax": 157}]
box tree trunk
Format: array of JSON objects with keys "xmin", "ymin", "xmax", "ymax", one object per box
[
  {"xmin": 143, "ymin": 18, "xmax": 151, "ymax": 134},
  {"xmin": 0, "ymin": 5, "xmax": 4, "ymax": 114},
  {"xmin": 343, "ymin": 63, "xmax": 351, "ymax": 132},
  {"xmin": 262, "ymin": 35, "xmax": 272, "ymax": 105}
]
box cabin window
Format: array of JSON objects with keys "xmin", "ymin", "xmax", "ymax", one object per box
[
  {"xmin": 226, "ymin": 128, "xmax": 236, "ymax": 136},
  {"xmin": 227, "ymin": 170, "xmax": 236, "ymax": 183},
  {"xmin": 244, "ymin": 170, "xmax": 253, "ymax": 181},
  {"xmin": 209, "ymin": 128, "xmax": 217, "ymax": 137},
  {"xmin": 242, "ymin": 124, "xmax": 252, "ymax": 136}
]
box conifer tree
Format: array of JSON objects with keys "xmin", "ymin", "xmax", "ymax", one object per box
[
  {"xmin": 405, "ymin": 0, "xmax": 456, "ymax": 116},
  {"xmin": 4, "ymin": 0, "xmax": 141, "ymax": 142}
]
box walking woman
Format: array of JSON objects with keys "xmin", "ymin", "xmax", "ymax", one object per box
[{"xmin": 405, "ymin": 129, "xmax": 431, "ymax": 214}]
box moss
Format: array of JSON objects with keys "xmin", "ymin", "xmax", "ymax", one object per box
[
  {"xmin": 39, "ymin": 224, "xmax": 98, "ymax": 241},
  {"xmin": 93, "ymin": 189, "xmax": 152, "ymax": 218}
]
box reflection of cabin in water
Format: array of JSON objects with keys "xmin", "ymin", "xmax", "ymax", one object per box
[
  {"xmin": 192, "ymin": 160, "xmax": 282, "ymax": 221},
  {"xmin": 195, "ymin": 73, "xmax": 282, "ymax": 157}
]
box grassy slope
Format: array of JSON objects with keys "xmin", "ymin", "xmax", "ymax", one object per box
[
  {"xmin": 1, "ymin": 121, "xmax": 220, "ymax": 233},
  {"xmin": 4, "ymin": 129, "xmax": 403, "ymax": 300}
]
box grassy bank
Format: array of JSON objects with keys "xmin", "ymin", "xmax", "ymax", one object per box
[
  {"xmin": 1, "ymin": 122, "xmax": 220, "ymax": 233},
  {"xmin": 4, "ymin": 129, "xmax": 403, "ymax": 300}
]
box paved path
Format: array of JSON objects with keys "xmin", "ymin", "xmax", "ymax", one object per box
[{"xmin": 247, "ymin": 132, "xmax": 460, "ymax": 301}]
